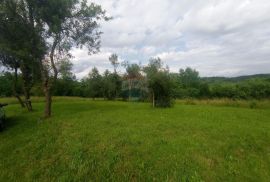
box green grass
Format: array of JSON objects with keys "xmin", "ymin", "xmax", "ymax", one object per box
[{"xmin": 1, "ymin": 97, "xmax": 270, "ymax": 181}]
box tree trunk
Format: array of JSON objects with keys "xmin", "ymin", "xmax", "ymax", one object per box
[
  {"xmin": 24, "ymin": 91, "xmax": 33, "ymax": 112},
  {"xmin": 20, "ymin": 64, "xmax": 33, "ymax": 112},
  {"xmin": 42, "ymin": 37, "xmax": 58, "ymax": 118},
  {"xmin": 44, "ymin": 84, "xmax": 52, "ymax": 118},
  {"xmin": 15, "ymin": 95, "xmax": 25, "ymax": 108},
  {"xmin": 40, "ymin": 64, "xmax": 52, "ymax": 118},
  {"xmin": 22, "ymin": 77, "xmax": 33, "ymax": 112},
  {"xmin": 13, "ymin": 68, "xmax": 25, "ymax": 108}
]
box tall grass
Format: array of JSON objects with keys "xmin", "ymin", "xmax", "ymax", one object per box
[{"xmin": 177, "ymin": 98, "xmax": 270, "ymax": 109}]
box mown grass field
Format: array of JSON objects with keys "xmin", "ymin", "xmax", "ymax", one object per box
[{"xmin": 1, "ymin": 97, "xmax": 270, "ymax": 181}]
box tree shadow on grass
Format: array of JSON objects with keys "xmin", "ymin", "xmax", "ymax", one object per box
[
  {"xmin": 1, "ymin": 115, "xmax": 21, "ymax": 132},
  {"xmin": 1, "ymin": 101, "xmax": 131, "ymax": 132}
]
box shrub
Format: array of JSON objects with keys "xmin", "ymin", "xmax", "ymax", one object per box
[{"xmin": 249, "ymin": 101, "xmax": 257, "ymax": 109}]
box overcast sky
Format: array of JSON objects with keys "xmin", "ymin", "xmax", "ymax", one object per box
[{"xmin": 71, "ymin": 0, "xmax": 270, "ymax": 78}]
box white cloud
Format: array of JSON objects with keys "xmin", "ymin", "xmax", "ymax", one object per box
[
  {"xmin": 71, "ymin": 0, "xmax": 270, "ymax": 79},
  {"xmin": 71, "ymin": 49, "xmax": 112, "ymax": 77}
]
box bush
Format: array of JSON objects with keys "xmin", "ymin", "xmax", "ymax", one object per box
[
  {"xmin": 249, "ymin": 101, "xmax": 257, "ymax": 109},
  {"xmin": 150, "ymin": 72, "xmax": 174, "ymax": 108}
]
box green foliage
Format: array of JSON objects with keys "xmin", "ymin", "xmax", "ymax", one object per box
[
  {"xmin": 2, "ymin": 64, "xmax": 270, "ymax": 101},
  {"xmin": 36, "ymin": 0, "xmax": 108, "ymax": 54},
  {"xmin": 179, "ymin": 67, "xmax": 200, "ymax": 88},
  {"xmin": 57, "ymin": 59, "xmax": 75, "ymax": 80},
  {"xmin": 0, "ymin": 72, "xmax": 13, "ymax": 97},
  {"xmin": 102, "ymin": 70, "xmax": 122, "ymax": 100},
  {"xmin": 171, "ymin": 68, "xmax": 270, "ymax": 100},
  {"xmin": 144, "ymin": 58, "xmax": 174, "ymax": 107},
  {"xmin": 121, "ymin": 62, "xmax": 145, "ymax": 101},
  {"xmin": 84, "ymin": 67, "xmax": 103, "ymax": 98},
  {"xmin": 53, "ymin": 59, "xmax": 77, "ymax": 96},
  {"xmin": 149, "ymin": 71, "xmax": 174, "ymax": 107},
  {"xmin": 109, "ymin": 54, "xmax": 119, "ymax": 73},
  {"xmin": 31, "ymin": 84, "xmax": 44, "ymax": 97},
  {"xmin": 0, "ymin": 71, "xmax": 24, "ymax": 97},
  {"xmin": 210, "ymin": 78, "xmax": 270, "ymax": 99},
  {"xmin": 125, "ymin": 63, "xmax": 141, "ymax": 79},
  {"xmin": 1, "ymin": 0, "xmax": 109, "ymax": 115},
  {"xmin": 53, "ymin": 79, "xmax": 76, "ymax": 97},
  {"xmin": 0, "ymin": 0, "xmax": 44, "ymax": 107},
  {"xmin": 0, "ymin": 0, "xmax": 46, "ymax": 61}
]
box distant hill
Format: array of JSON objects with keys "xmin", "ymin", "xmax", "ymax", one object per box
[{"xmin": 202, "ymin": 74, "xmax": 270, "ymax": 83}]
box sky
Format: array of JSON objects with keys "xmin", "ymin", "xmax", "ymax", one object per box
[{"xmin": 71, "ymin": 0, "xmax": 270, "ymax": 79}]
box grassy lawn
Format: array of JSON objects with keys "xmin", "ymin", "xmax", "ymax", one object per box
[{"xmin": 1, "ymin": 98, "xmax": 270, "ymax": 181}]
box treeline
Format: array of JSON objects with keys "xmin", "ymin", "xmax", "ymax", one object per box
[
  {"xmin": 2, "ymin": 57, "xmax": 270, "ymax": 101},
  {"xmin": 172, "ymin": 70, "xmax": 270, "ymax": 99}
]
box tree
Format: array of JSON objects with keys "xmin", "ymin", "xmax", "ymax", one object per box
[
  {"xmin": 1, "ymin": 0, "xmax": 109, "ymax": 117},
  {"xmin": 144, "ymin": 57, "xmax": 174, "ymax": 107},
  {"xmin": 179, "ymin": 67, "xmax": 200, "ymax": 88},
  {"xmin": 176, "ymin": 67, "xmax": 201, "ymax": 98},
  {"xmin": 35, "ymin": 0, "xmax": 109, "ymax": 117},
  {"xmin": 0, "ymin": 0, "xmax": 46, "ymax": 111},
  {"xmin": 0, "ymin": 72, "xmax": 14, "ymax": 97},
  {"xmin": 109, "ymin": 54, "xmax": 119, "ymax": 73},
  {"xmin": 96, "ymin": 54, "xmax": 122, "ymax": 100},
  {"xmin": 86, "ymin": 67, "xmax": 103, "ymax": 99},
  {"xmin": 102, "ymin": 69, "xmax": 122, "ymax": 100},
  {"xmin": 0, "ymin": 52, "xmax": 25, "ymax": 107},
  {"xmin": 123, "ymin": 62, "xmax": 141, "ymax": 100},
  {"xmin": 149, "ymin": 71, "xmax": 174, "ymax": 107}
]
